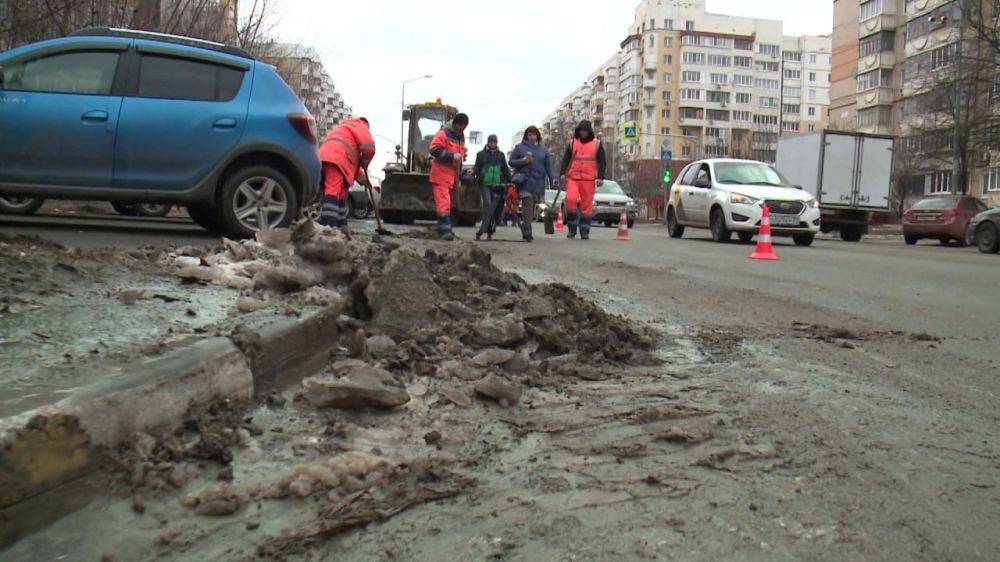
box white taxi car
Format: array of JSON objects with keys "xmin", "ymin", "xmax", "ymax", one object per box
[{"xmin": 665, "ymin": 159, "xmax": 821, "ymax": 246}]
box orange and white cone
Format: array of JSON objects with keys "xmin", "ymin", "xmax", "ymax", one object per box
[
  {"xmin": 555, "ymin": 206, "xmax": 565, "ymax": 233},
  {"xmin": 749, "ymin": 205, "xmax": 779, "ymax": 261},
  {"xmin": 615, "ymin": 208, "xmax": 632, "ymax": 241}
]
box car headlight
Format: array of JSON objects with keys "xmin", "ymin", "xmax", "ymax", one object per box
[
  {"xmin": 730, "ymin": 193, "xmax": 760, "ymax": 206},
  {"xmin": 806, "ymin": 197, "xmax": 819, "ymax": 208}
]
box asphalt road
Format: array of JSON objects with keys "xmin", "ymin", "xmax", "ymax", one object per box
[
  {"xmin": 461, "ymin": 223, "xmax": 1000, "ymax": 363},
  {"xmin": 0, "ymin": 211, "xmax": 217, "ymax": 248}
]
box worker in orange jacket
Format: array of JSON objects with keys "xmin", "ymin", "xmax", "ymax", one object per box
[
  {"xmin": 428, "ymin": 113, "xmax": 469, "ymax": 241},
  {"xmin": 559, "ymin": 120, "xmax": 607, "ymax": 240},
  {"xmin": 317, "ymin": 117, "xmax": 376, "ymax": 231}
]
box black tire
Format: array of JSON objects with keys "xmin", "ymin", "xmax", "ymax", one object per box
[
  {"xmin": 793, "ymin": 233, "xmax": 815, "ymax": 247},
  {"xmin": 976, "ymin": 223, "xmax": 1000, "ymax": 254},
  {"xmin": 904, "ymin": 234, "xmax": 918, "ymax": 245},
  {"xmin": 135, "ymin": 203, "xmax": 172, "ymax": 218},
  {"xmin": 349, "ymin": 198, "xmax": 371, "ymax": 220},
  {"xmin": 666, "ymin": 207, "xmax": 685, "ymax": 238},
  {"xmin": 219, "ymin": 166, "xmax": 298, "ymax": 239},
  {"xmin": 187, "ymin": 204, "xmax": 226, "ymax": 234},
  {"xmin": 710, "ymin": 207, "xmax": 731, "ymax": 243},
  {"xmin": 0, "ymin": 196, "xmax": 45, "ymax": 215},
  {"xmin": 738, "ymin": 231, "xmax": 755, "ymax": 244},
  {"xmin": 840, "ymin": 227, "xmax": 863, "ymax": 242},
  {"xmin": 111, "ymin": 202, "xmax": 138, "ymax": 216}
]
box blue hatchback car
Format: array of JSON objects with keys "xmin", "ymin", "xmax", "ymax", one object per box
[{"xmin": 0, "ymin": 28, "xmax": 321, "ymax": 238}]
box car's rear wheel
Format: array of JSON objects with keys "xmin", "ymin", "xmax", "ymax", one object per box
[
  {"xmin": 840, "ymin": 227, "xmax": 863, "ymax": 242},
  {"xmin": 738, "ymin": 231, "xmax": 754, "ymax": 244},
  {"xmin": 710, "ymin": 207, "xmax": 731, "ymax": 243},
  {"xmin": 0, "ymin": 196, "xmax": 45, "ymax": 215},
  {"xmin": 136, "ymin": 203, "xmax": 172, "ymax": 218},
  {"xmin": 220, "ymin": 166, "xmax": 298, "ymax": 239},
  {"xmin": 666, "ymin": 207, "xmax": 684, "ymax": 238},
  {"xmin": 977, "ymin": 222, "xmax": 1000, "ymax": 254},
  {"xmin": 793, "ymin": 233, "xmax": 815, "ymax": 247},
  {"xmin": 904, "ymin": 234, "xmax": 918, "ymax": 245}
]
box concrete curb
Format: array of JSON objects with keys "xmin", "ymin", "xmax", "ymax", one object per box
[{"xmin": 0, "ymin": 304, "xmax": 343, "ymax": 508}]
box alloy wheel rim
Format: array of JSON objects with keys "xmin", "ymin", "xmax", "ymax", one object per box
[{"xmin": 232, "ymin": 177, "xmax": 287, "ymax": 232}]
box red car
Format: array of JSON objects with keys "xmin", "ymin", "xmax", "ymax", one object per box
[{"xmin": 902, "ymin": 195, "xmax": 989, "ymax": 246}]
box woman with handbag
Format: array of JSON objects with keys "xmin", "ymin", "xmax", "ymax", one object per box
[{"xmin": 509, "ymin": 126, "xmax": 558, "ymax": 242}]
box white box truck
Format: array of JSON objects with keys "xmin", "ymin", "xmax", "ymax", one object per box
[{"xmin": 776, "ymin": 131, "xmax": 893, "ymax": 242}]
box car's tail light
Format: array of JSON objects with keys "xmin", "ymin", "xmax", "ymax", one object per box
[{"xmin": 287, "ymin": 113, "xmax": 318, "ymax": 145}]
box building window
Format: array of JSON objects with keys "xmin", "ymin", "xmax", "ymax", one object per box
[
  {"xmin": 736, "ymin": 92, "xmax": 752, "ymax": 104},
  {"xmin": 782, "ymin": 103, "xmax": 801, "ymax": 114},
  {"xmin": 682, "ymin": 71, "xmax": 701, "ymax": 83},
  {"xmin": 680, "ymin": 89, "xmax": 702, "ymax": 100},
  {"xmin": 706, "ymin": 91, "xmax": 730, "ymax": 104},
  {"xmin": 860, "ymin": 0, "xmax": 885, "ymax": 21},
  {"xmin": 682, "ymin": 52, "xmax": 705, "ymax": 64},
  {"xmin": 708, "ymin": 54, "xmax": 731, "ymax": 67},
  {"xmin": 711, "ymin": 73, "xmax": 728, "ymax": 85},
  {"xmin": 757, "ymin": 43, "xmax": 780, "ymax": 57},
  {"xmin": 734, "ymin": 74, "xmax": 753, "ymax": 87},
  {"xmin": 686, "ymin": 20, "xmax": 695, "ymax": 31},
  {"xmin": 665, "ymin": 19, "xmax": 674, "ymax": 29},
  {"xmin": 808, "ymin": 106, "xmax": 816, "ymax": 116},
  {"xmin": 984, "ymin": 167, "xmax": 1000, "ymax": 192},
  {"xmin": 754, "ymin": 78, "xmax": 779, "ymax": 90},
  {"xmin": 734, "ymin": 56, "xmax": 753, "ymax": 68},
  {"xmin": 928, "ymin": 171, "xmax": 952, "ymax": 194},
  {"xmin": 784, "ymin": 69, "xmax": 801, "ymax": 79}
]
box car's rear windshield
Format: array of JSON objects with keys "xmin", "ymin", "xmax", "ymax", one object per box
[
  {"xmin": 911, "ymin": 197, "xmax": 959, "ymax": 210},
  {"xmin": 597, "ymin": 182, "xmax": 625, "ymax": 195},
  {"xmin": 714, "ymin": 162, "xmax": 793, "ymax": 187}
]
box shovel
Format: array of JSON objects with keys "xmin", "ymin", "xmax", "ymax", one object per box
[{"xmin": 544, "ymin": 181, "xmax": 565, "ymax": 235}]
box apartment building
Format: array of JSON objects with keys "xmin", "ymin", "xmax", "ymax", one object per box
[
  {"xmin": 263, "ymin": 44, "xmax": 353, "ymax": 138},
  {"xmin": 541, "ymin": 0, "xmax": 831, "ymax": 195},
  {"xmin": 832, "ymin": 0, "xmax": 999, "ymax": 206}
]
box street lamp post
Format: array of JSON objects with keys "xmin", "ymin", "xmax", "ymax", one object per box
[{"xmin": 401, "ymin": 74, "xmax": 433, "ymax": 156}]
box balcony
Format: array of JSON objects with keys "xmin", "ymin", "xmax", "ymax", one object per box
[
  {"xmin": 858, "ymin": 50, "xmax": 896, "ymax": 72},
  {"xmin": 856, "ymin": 86, "xmax": 897, "ymax": 109},
  {"xmin": 859, "ymin": 14, "xmax": 898, "ymax": 38}
]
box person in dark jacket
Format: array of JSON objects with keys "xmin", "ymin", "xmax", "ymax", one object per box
[
  {"xmin": 474, "ymin": 134, "xmax": 511, "ymax": 240},
  {"xmin": 509, "ymin": 126, "xmax": 558, "ymax": 242},
  {"xmin": 559, "ymin": 120, "xmax": 607, "ymax": 240}
]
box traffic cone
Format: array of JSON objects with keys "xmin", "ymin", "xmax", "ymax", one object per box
[
  {"xmin": 555, "ymin": 206, "xmax": 565, "ymax": 233},
  {"xmin": 749, "ymin": 205, "xmax": 779, "ymax": 261},
  {"xmin": 615, "ymin": 208, "xmax": 632, "ymax": 241}
]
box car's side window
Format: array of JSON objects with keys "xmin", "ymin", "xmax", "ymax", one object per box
[
  {"xmin": 681, "ymin": 165, "xmax": 700, "ymax": 185},
  {"xmin": 1, "ymin": 50, "xmax": 120, "ymax": 95},
  {"xmin": 138, "ymin": 54, "xmax": 244, "ymax": 102}
]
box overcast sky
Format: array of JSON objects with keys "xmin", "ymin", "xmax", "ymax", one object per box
[{"xmin": 273, "ymin": 0, "xmax": 832, "ymax": 180}]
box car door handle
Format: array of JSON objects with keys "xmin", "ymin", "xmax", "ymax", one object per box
[
  {"xmin": 81, "ymin": 110, "xmax": 109, "ymax": 122},
  {"xmin": 213, "ymin": 118, "xmax": 237, "ymax": 129}
]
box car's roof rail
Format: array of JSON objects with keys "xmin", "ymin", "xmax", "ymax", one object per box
[{"xmin": 69, "ymin": 27, "xmax": 254, "ymax": 60}]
